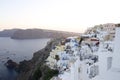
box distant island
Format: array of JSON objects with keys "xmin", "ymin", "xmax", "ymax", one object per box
[
  {"xmin": 0, "ymin": 29, "xmax": 81, "ymax": 39},
  {"xmin": 0, "ymin": 29, "xmax": 21, "ymax": 37}
]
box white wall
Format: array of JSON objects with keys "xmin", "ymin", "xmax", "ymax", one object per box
[
  {"xmin": 98, "ymin": 53, "xmax": 108, "ymax": 75},
  {"xmin": 112, "ymin": 27, "xmax": 120, "ymax": 68}
]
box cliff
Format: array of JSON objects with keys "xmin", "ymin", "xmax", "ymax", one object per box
[
  {"xmin": 16, "ymin": 38, "xmax": 63, "ymax": 80},
  {"xmin": 11, "ymin": 29, "xmax": 80, "ymax": 39}
]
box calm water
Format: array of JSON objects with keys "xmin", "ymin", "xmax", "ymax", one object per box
[{"xmin": 0, "ymin": 37, "xmax": 50, "ymax": 80}]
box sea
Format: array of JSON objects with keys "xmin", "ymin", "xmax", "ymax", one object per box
[{"xmin": 0, "ymin": 37, "xmax": 50, "ymax": 80}]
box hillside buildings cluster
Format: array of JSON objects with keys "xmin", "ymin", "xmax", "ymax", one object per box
[{"xmin": 46, "ymin": 23, "xmax": 120, "ymax": 80}]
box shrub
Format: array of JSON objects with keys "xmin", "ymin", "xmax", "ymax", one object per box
[
  {"xmin": 43, "ymin": 68, "xmax": 59, "ymax": 80},
  {"xmin": 33, "ymin": 66, "xmax": 42, "ymax": 80}
]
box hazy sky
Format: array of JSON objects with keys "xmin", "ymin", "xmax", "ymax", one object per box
[{"xmin": 0, "ymin": 0, "xmax": 120, "ymax": 32}]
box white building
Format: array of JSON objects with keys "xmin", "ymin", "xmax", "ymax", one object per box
[{"xmin": 102, "ymin": 23, "xmax": 115, "ymax": 33}]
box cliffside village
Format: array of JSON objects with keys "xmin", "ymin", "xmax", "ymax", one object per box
[{"xmin": 45, "ymin": 23, "xmax": 120, "ymax": 80}]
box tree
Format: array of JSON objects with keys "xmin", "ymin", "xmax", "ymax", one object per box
[{"xmin": 55, "ymin": 55, "xmax": 60, "ymax": 61}]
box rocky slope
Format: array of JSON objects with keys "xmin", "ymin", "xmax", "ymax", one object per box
[{"xmin": 16, "ymin": 38, "xmax": 63, "ymax": 80}]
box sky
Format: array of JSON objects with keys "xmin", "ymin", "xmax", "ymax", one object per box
[{"xmin": 0, "ymin": 0, "xmax": 120, "ymax": 33}]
